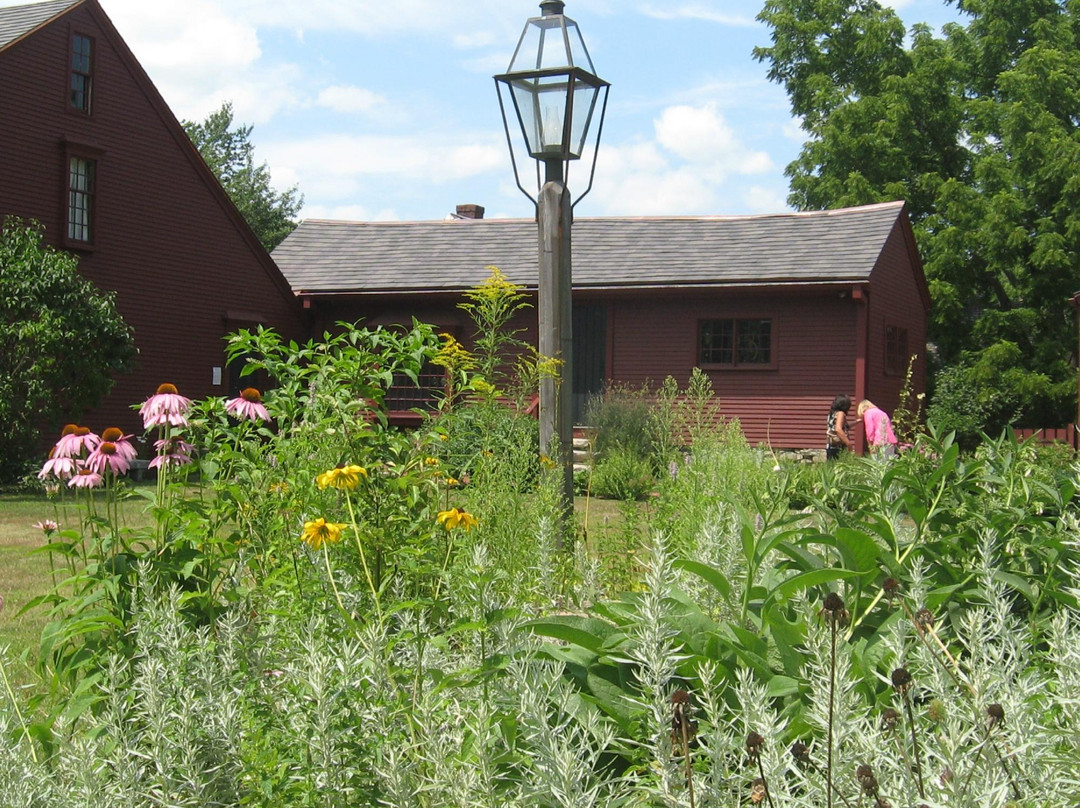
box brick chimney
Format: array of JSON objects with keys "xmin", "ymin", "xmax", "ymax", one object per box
[{"xmin": 455, "ymin": 204, "xmax": 485, "ymax": 220}]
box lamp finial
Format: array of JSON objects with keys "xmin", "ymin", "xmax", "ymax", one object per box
[{"xmin": 540, "ymin": 1, "xmax": 565, "ymax": 16}]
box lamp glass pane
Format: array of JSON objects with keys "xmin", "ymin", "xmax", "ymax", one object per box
[
  {"xmin": 569, "ymin": 78, "xmax": 599, "ymax": 158},
  {"xmin": 511, "ymin": 75, "xmax": 571, "ymax": 157},
  {"xmin": 563, "ymin": 19, "xmax": 595, "ymax": 73},
  {"xmin": 509, "ymin": 16, "xmax": 569, "ymax": 72}
]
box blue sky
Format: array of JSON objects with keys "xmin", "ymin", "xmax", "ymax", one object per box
[{"xmin": 8, "ymin": 0, "xmax": 963, "ymax": 222}]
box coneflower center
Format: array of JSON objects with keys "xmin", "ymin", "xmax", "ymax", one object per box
[
  {"xmin": 156, "ymin": 383, "xmax": 178, "ymax": 395},
  {"xmin": 241, "ymin": 387, "xmax": 263, "ymax": 402},
  {"xmin": 101, "ymin": 442, "xmax": 117, "ymax": 456},
  {"xmin": 102, "ymin": 427, "xmax": 123, "ymax": 442}
]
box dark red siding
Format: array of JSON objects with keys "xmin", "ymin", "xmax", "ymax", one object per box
[
  {"xmin": 0, "ymin": 1, "xmax": 304, "ymax": 443},
  {"xmin": 865, "ymin": 219, "xmax": 929, "ymax": 436}
]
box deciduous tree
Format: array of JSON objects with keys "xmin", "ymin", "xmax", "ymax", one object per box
[
  {"xmin": 755, "ymin": 0, "xmax": 1080, "ymax": 437},
  {"xmin": 0, "ymin": 219, "xmax": 136, "ymax": 481},
  {"xmin": 183, "ymin": 102, "xmax": 302, "ymax": 251}
]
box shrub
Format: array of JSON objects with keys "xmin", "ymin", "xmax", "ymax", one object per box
[{"xmin": 589, "ymin": 446, "xmax": 654, "ymax": 501}]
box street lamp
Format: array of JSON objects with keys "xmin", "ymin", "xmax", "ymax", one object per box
[{"xmin": 495, "ymin": 0, "xmax": 609, "ymax": 520}]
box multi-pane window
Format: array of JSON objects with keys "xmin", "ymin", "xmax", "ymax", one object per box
[
  {"xmin": 70, "ymin": 34, "xmax": 93, "ymax": 113},
  {"xmin": 885, "ymin": 325, "xmax": 909, "ymax": 376},
  {"xmin": 699, "ymin": 318, "xmax": 773, "ymax": 366},
  {"xmin": 67, "ymin": 157, "xmax": 95, "ymax": 243}
]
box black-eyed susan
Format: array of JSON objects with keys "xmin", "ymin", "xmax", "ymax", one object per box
[
  {"xmin": 437, "ymin": 507, "xmax": 478, "ymax": 531},
  {"xmin": 301, "ymin": 518, "xmax": 347, "ymax": 549},
  {"xmin": 316, "ymin": 464, "xmax": 367, "ymax": 490}
]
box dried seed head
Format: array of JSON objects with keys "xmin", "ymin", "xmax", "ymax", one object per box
[
  {"xmin": 821, "ymin": 591, "xmax": 850, "ymax": 626},
  {"xmin": 987, "ymin": 703, "xmax": 1005, "ymax": 728},
  {"xmin": 882, "ymin": 577, "xmax": 902, "ymax": 598},
  {"xmin": 891, "ymin": 667, "xmax": 912, "ymax": 692},
  {"xmin": 927, "ymin": 698, "xmax": 947, "ymax": 723},
  {"xmin": 882, "ymin": 708, "xmax": 901, "ymax": 731},
  {"xmin": 670, "ymin": 689, "xmax": 697, "ymax": 744},
  {"xmin": 914, "ymin": 608, "xmax": 935, "ymax": 630},
  {"xmin": 746, "ymin": 731, "xmax": 765, "ymax": 760},
  {"xmin": 874, "ymin": 799, "xmax": 892, "ymax": 808},
  {"xmin": 857, "ymin": 764, "xmax": 878, "ymax": 795},
  {"xmin": 824, "ymin": 591, "xmax": 845, "ymax": 613},
  {"xmin": 790, "ymin": 740, "xmax": 810, "ymax": 764},
  {"xmin": 750, "ymin": 778, "xmax": 767, "ymax": 804}
]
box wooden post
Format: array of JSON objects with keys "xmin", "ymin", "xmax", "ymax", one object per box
[{"xmin": 538, "ymin": 179, "xmax": 575, "ymax": 531}]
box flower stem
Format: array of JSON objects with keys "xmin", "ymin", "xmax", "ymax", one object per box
[{"xmin": 344, "ymin": 492, "xmax": 382, "ymax": 625}]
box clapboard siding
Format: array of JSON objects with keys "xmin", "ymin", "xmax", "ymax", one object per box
[
  {"xmin": 866, "ymin": 218, "xmax": 929, "ymax": 422},
  {"xmin": 0, "ymin": 0, "xmax": 304, "ymax": 441}
]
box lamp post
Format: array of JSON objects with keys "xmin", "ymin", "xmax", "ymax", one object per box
[{"xmin": 494, "ymin": 0, "xmax": 609, "ymax": 521}]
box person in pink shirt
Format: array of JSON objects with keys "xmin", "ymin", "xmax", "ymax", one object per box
[{"xmin": 857, "ymin": 400, "xmax": 899, "ymax": 458}]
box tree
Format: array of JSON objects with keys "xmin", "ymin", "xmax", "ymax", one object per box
[
  {"xmin": 0, "ymin": 219, "xmax": 136, "ymax": 481},
  {"xmin": 183, "ymin": 102, "xmax": 302, "ymax": 251},
  {"xmin": 755, "ymin": 0, "xmax": 1080, "ymax": 438}
]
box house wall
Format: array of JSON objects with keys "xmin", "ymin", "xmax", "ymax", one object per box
[
  {"xmin": 865, "ymin": 220, "xmax": 929, "ymax": 432},
  {"xmin": 0, "ymin": 2, "xmax": 304, "ymax": 442},
  {"xmin": 594, "ymin": 288, "xmax": 858, "ymax": 449},
  {"xmin": 312, "ymin": 287, "xmax": 861, "ymax": 450}
]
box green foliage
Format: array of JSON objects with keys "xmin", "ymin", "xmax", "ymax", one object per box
[
  {"xmin": 584, "ymin": 383, "xmax": 655, "ymax": 461},
  {"xmin": 755, "ymin": 0, "xmax": 1080, "ymax": 432},
  {"xmin": 6, "ymin": 318, "xmax": 1080, "ymax": 804},
  {"xmin": 589, "ymin": 446, "xmax": 654, "ymax": 501},
  {"xmin": 183, "ymin": 102, "xmax": 302, "ymax": 251},
  {"xmin": 0, "ymin": 219, "xmax": 136, "ymax": 482}
]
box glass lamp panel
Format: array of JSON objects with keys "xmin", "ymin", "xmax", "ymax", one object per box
[
  {"xmin": 511, "ymin": 75, "xmax": 572, "ymax": 157},
  {"xmin": 563, "ymin": 19, "xmax": 596, "ymax": 73},
  {"xmin": 509, "ymin": 16, "xmax": 568, "ymax": 72},
  {"xmin": 568, "ymin": 78, "xmax": 599, "ymax": 158}
]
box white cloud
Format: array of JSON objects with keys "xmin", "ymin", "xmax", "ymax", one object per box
[
  {"xmin": 743, "ymin": 185, "xmax": 790, "ymax": 213},
  {"xmin": 581, "ymin": 102, "xmax": 776, "ymax": 215},
  {"xmin": 315, "ymin": 85, "xmax": 386, "ymax": 114},
  {"xmin": 639, "ymin": 3, "xmax": 757, "ymax": 26},
  {"xmin": 655, "ymin": 104, "xmax": 773, "ymax": 177},
  {"xmin": 262, "ymin": 133, "xmax": 505, "ymax": 203},
  {"xmin": 299, "ymin": 203, "xmax": 401, "ymax": 222}
]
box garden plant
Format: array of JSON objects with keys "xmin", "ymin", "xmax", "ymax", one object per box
[{"xmin": 1, "ymin": 274, "xmax": 1079, "ymax": 807}]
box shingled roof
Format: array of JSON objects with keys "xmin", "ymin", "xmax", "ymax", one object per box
[
  {"xmin": 272, "ymin": 201, "xmax": 908, "ymax": 296},
  {"xmin": 0, "ymin": 0, "xmax": 79, "ymax": 50}
]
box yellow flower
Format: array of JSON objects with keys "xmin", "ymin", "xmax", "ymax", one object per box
[
  {"xmin": 317, "ymin": 464, "xmax": 367, "ymax": 490},
  {"xmin": 445, "ymin": 476, "xmax": 459, "ymax": 487},
  {"xmin": 301, "ymin": 518, "xmax": 347, "ymax": 550},
  {"xmin": 439, "ymin": 433, "xmax": 449, "ymax": 441},
  {"xmin": 540, "ymin": 454, "xmax": 556, "ymax": 469},
  {"xmin": 437, "ymin": 507, "xmax": 478, "ymax": 532},
  {"xmin": 424, "ymin": 456, "xmax": 440, "ymax": 466}
]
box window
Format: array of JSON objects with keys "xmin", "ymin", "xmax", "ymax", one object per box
[
  {"xmin": 70, "ymin": 34, "xmax": 93, "ymax": 113},
  {"xmin": 885, "ymin": 325, "xmax": 909, "ymax": 376},
  {"xmin": 67, "ymin": 156, "xmax": 95, "ymax": 243},
  {"xmin": 699, "ymin": 318, "xmax": 773, "ymax": 367}
]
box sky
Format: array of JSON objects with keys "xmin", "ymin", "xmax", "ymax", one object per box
[{"xmin": 7, "ymin": 0, "xmax": 964, "ymax": 222}]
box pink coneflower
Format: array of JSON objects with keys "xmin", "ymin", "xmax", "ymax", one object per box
[
  {"xmin": 149, "ymin": 436, "xmax": 194, "ymax": 469},
  {"xmin": 226, "ymin": 387, "xmax": 271, "ymax": 422},
  {"xmin": 54, "ymin": 425, "xmax": 100, "ymax": 459},
  {"xmin": 139, "ymin": 383, "xmax": 192, "ymax": 429},
  {"xmin": 86, "ymin": 441, "xmax": 131, "ymax": 476},
  {"xmin": 101, "ymin": 427, "xmax": 138, "ymax": 462},
  {"xmin": 33, "ymin": 519, "xmax": 59, "ymax": 535},
  {"xmin": 38, "ymin": 454, "xmax": 78, "ymax": 481},
  {"xmin": 68, "ymin": 468, "xmax": 103, "ymax": 489}
]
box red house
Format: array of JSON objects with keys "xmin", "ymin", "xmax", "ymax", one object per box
[
  {"xmin": 272, "ymin": 201, "xmax": 929, "ymax": 454},
  {"xmin": 0, "ymin": 0, "xmax": 305, "ymax": 439}
]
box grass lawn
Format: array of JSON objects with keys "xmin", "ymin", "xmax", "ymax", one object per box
[
  {"xmin": 0, "ymin": 486, "xmax": 159, "ymax": 683},
  {"xmin": 0, "ymin": 487, "xmax": 645, "ymax": 670}
]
